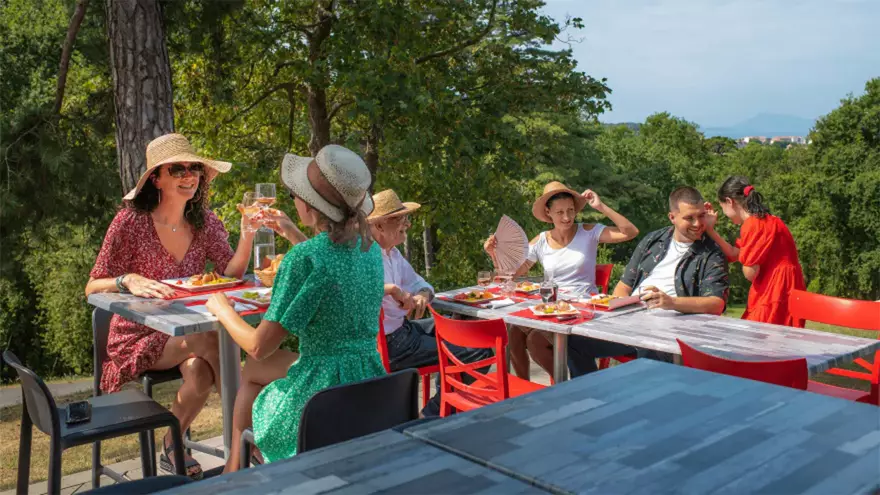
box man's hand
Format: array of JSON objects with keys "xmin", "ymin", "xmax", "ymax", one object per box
[
  {"xmin": 391, "ymin": 286, "xmax": 415, "ymax": 311},
  {"xmin": 409, "ymin": 293, "xmax": 430, "ymax": 320},
  {"xmin": 483, "ymin": 234, "xmax": 497, "ymax": 256},
  {"xmin": 639, "ymin": 286, "xmax": 677, "ymax": 311}
]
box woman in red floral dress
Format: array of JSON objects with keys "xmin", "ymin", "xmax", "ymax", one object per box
[{"xmin": 85, "ymin": 134, "xmax": 256, "ymax": 478}]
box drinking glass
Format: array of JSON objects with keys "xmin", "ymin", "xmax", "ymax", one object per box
[
  {"xmin": 241, "ymin": 192, "xmax": 260, "ymax": 233},
  {"xmin": 477, "ymin": 271, "xmax": 492, "ymax": 287},
  {"xmin": 539, "ymin": 280, "xmax": 557, "ymax": 303},
  {"xmin": 500, "ymin": 279, "xmax": 516, "ymax": 299},
  {"xmin": 255, "ymin": 183, "xmax": 277, "ymax": 209},
  {"xmin": 579, "ymin": 299, "xmax": 596, "ymax": 322}
]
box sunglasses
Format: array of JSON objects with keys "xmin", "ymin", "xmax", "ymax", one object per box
[{"xmin": 167, "ymin": 163, "xmax": 205, "ymax": 178}]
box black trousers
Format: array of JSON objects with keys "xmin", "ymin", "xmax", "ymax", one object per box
[{"xmin": 386, "ymin": 318, "xmax": 492, "ymax": 416}]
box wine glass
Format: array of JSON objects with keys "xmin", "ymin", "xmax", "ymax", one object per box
[
  {"xmin": 241, "ymin": 192, "xmax": 260, "ymax": 233},
  {"xmin": 579, "ymin": 299, "xmax": 596, "ymax": 322},
  {"xmin": 477, "ymin": 271, "xmax": 492, "ymax": 288},
  {"xmin": 539, "ymin": 280, "xmax": 557, "ymax": 303},
  {"xmin": 255, "ymin": 183, "xmax": 277, "ymax": 209}
]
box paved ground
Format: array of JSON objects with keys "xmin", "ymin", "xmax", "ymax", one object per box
[{"xmin": 3, "ymin": 362, "xmax": 552, "ymax": 494}]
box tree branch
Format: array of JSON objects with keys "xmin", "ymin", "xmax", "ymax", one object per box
[
  {"xmin": 218, "ymin": 82, "xmax": 298, "ymax": 128},
  {"xmin": 415, "ymin": 0, "xmax": 498, "ymax": 65},
  {"xmin": 328, "ymin": 98, "xmax": 354, "ymax": 122},
  {"xmin": 53, "ymin": 0, "xmax": 89, "ymax": 115}
]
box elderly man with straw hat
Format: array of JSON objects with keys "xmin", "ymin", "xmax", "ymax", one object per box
[{"xmin": 369, "ymin": 189, "xmax": 491, "ymax": 417}]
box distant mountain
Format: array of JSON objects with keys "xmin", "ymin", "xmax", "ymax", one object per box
[{"xmin": 700, "ymin": 113, "xmax": 815, "ymax": 139}]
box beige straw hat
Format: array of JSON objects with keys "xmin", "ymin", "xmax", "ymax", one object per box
[
  {"xmin": 532, "ymin": 181, "xmax": 587, "ymax": 223},
  {"xmin": 280, "ymin": 145, "xmax": 374, "ymax": 222},
  {"xmin": 367, "ymin": 190, "xmax": 421, "ymax": 223},
  {"xmin": 123, "ymin": 133, "xmax": 232, "ymax": 200}
]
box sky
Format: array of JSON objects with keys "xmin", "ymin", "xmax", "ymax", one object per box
[{"xmin": 539, "ymin": 0, "xmax": 880, "ymax": 126}]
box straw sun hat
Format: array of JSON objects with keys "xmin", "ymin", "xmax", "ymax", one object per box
[
  {"xmin": 367, "ymin": 189, "xmax": 421, "ymax": 224},
  {"xmin": 124, "ymin": 133, "xmax": 232, "ymax": 201},
  {"xmin": 281, "ymin": 145, "xmax": 374, "ymax": 222},
  {"xmin": 532, "ymin": 181, "xmax": 587, "ymax": 223}
]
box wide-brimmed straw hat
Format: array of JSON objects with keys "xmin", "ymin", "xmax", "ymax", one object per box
[
  {"xmin": 367, "ymin": 189, "xmax": 421, "ymax": 224},
  {"xmin": 123, "ymin": 133, "xmax": 232, "ymax": 201},
  {"xmin": 532, "ymin": 181, "xmax": 586, "ymax": 223},
  {"xmin": 280, "ymin": 145, "xmax": 374, "ymax": 222}
]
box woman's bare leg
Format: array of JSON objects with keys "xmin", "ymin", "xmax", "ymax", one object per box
[
  {"xmin": 507, "ymin": 325, "xmax": 533, "ymax": 379},
  {"xmin": 224, "ymin": 349, "xmax": 298, "ymax": 473},
  {"xmin": 526, "ymin": 330, "xmax": 554, "ymax": 378}
]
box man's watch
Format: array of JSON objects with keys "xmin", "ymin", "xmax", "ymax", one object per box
[{"xmin": 115, "ymin": 274, "xmax": 130, "ymax": 294}]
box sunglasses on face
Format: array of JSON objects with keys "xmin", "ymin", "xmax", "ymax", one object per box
[{"xmin": 167, "ymin": 163, "xmax": 205, "ymax": 178}]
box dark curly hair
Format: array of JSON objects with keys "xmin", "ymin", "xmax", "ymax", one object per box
[
  {"xmin": 718, "ymin": 175, "xmax": 770, "ymax": 219},
  {"xmin": 123, "ymin": 168, "xmax": 209, "ymax": 230}
]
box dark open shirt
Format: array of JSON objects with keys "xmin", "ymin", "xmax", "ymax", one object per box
[{"xmin": 620, "ymin": 227, "xmax": 730, "ymax": 306}]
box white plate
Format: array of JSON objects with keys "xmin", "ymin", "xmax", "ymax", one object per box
[
  {"xmin": 227, "ymin": 288, "xmax": 272, "ymax": 308},
  {"xmin": 530, "ymin": 305, "xmax": 579, "ymax": 317},
  {"xmin": 589, "ymin": 294, "xmax": 642, "ymax": 310},
  {"xmin": 451, "ymin": 292, "xmax": 501, "ymax": 304},
  {"xmin": 162, "ymin": 278, "xmax": 244, "ymax": 292}
]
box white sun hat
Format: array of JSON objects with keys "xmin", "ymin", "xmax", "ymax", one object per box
[{"xmin": 280, "ymin": 145, "xmax": 374, "ymax": 222}]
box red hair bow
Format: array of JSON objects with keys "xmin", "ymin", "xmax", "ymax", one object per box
[{"xmin": 743, "ymin": 185, "xmax": 754, "ymax": 197}]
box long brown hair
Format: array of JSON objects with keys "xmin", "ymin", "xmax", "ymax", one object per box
[
  {"xmin": 123, "ymin": 169, "xmax": 209, "ymax": 230},
  {"xmin": 297, "ymin": 193, "xmax": 373, "ymax": 251}
]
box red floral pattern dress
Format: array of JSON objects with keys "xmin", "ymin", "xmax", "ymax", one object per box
[{"xmin": 90, "ymin": 208, "xmax": 234, "ymax": 393}]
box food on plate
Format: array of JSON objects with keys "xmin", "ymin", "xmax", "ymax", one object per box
[
  {"xmin": 188, "ymin": 271, "xmax": 237, "ymax": 286},
  {"xmin": 241, "ymin": 290, "xmax": 272, "ymax": 304},
  {"xmin": 516, "ymin": 281, "xmax": 540, "ymax": 292},
  {"xmin": 590, "ymin": 294, "xmax": 617, "ymax": 306},
  {"xmin": 256, "ymin": 253, "xmax": 284, "ymax": 274},
  {"xmin": 453, "ymin": 290, "xmax": 494, "ymax": 301},
  {"xmin": 534, "ymin": 301, "xmax": 573, "ymax": 314}
]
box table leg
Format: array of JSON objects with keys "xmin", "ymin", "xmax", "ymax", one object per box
[
  {"xmin": 217, "ymin": 325, "xmax": 241, "ymax": 459},
  {"xmin": 553, "ymin": 333, "xmax": 568, "ymax": 384}
]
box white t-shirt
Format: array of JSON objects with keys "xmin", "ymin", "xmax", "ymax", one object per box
[
  {"xmin": 634, "ymin": 239, "xmax": 692, "ymax": 297},
  {"xmin": 381, "ymin": 247, "xmax": 433, "ymax": 335},
  {"xmin": 527, "ymin": 224, "xmax": 605, "ymax": 294}
]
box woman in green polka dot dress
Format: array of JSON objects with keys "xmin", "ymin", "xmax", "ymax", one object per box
[{"xmin": 206, "ymin": 145, "xmax": 384, "ymax": 472}]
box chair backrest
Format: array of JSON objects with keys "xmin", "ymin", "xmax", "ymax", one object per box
[
  {"xmin": 376, "ymin": 308, "xmax": 392, "ymax": 373},
  {"xmin": 3, "ymin": 350, "xmax": 61, "ymax": 435},
  {"xmin": 595, "ymin": 263, "xmax": 614, "ymax": 293},
  {"xmin": 788, "ymin": 289, "xmax": 880, "ymax": 333},
  {"xmin": 297, "ymin": 369, "xmax": 419, "ymax": 453},
  {"xmin": 92, "ymin": 307, "xmax": 114, "ymax": 395},
  {"xmin": 677, "ymin": 339, "xmax": 808, "ymax": 390},
  {"xmin": 429, "ymin": 306, "xmax": 510, "ymax": 403}
]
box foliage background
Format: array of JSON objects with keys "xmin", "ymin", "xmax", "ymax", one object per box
[{"xmin": 1, "ymin": 0, "xmax": 877, "ymax": 380}]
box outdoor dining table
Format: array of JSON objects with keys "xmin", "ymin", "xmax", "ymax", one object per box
[
  {"xmin": 155, "ymin": 429, "xmax": 550, "ymax": 494},
  {"xmin": 402, "ymin": 359, "xmax": 880, "ymax": 494},
  {"xmin": 87, "ymin": 287, "xmax": 262, "ymax": 458},
  {"xmin": 432, "ymin": 286, "xmax": 880, "ymax": 383}
]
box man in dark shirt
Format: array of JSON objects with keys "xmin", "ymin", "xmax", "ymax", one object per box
[{"xmin": 568, "ymin": 186, "xmax": 730, "ymax": 377}]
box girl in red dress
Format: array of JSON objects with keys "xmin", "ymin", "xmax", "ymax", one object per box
[
  {"xmin": 706, "ymin": 176, "xmax": 806, "ymax": 327},
  {"xmin": 85, "ymin": 134, "xmax": 257, "ymax": 478}
]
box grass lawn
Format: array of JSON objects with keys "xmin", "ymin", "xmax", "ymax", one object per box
[
  {"xmin": 1, "ymin": 308, "xmax": 874, "ymax": 489},
  {"xmin": 0, "ymin": 380, "xmax": 223, "ymax": 490}
]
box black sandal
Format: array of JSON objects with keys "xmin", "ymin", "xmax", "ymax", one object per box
[{"xmin": 160, "ymin": 436, "xmax": 204, "ymax": 480}]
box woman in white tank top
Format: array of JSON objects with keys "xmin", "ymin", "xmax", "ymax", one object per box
[{"xmin": 484, "ymin": 181, "xmax": 639, "ymax": 380}]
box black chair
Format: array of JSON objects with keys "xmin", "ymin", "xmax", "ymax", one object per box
[
  {"xmin": 79, "ymin": 475, "xmax": 192, "ymax": 494},
  {"xmin": 92, "ymin": 308, "xmax": 188, "ymax": 485},
  {"xmin": 240, "ymin": 369, "xmax": 419, "ymax": 469},
  {"xmin": 3, "ymin": 350, "xmax": 186, "ymax": 494}
]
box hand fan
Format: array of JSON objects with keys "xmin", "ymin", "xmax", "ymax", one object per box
[{"xmin": 493, "ymin": 215, "xmax": 529, "ymax": 274}]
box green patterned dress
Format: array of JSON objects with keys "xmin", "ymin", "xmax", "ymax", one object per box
[{"xmin": 252, "ymin": 232, "xmax": 385, "ymax": 462}]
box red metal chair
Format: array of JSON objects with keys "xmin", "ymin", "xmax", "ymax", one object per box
[
  {"xmin": 595, "ymin": 263, "xmax": 613, "ymax": 294},
  {"xmin": 376, "ymin": 308, "xmax": 439, "ymax": 408},
  {"xmin": 789, "ymin": 290, "xmax": 880, "ymax": 405},
  {"xmin": 430, "ymin": 307, "xmax": 545, "ymax": 416},
  {"xmin": 678, "ymin": 339, "xmax": 809, "ymax": 389}
]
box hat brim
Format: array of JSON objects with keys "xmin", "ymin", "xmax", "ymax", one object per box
[
  {"xmin": 123, "ymin": 153, "xmax": 232, "ymax": 201},
  {"xmin": 532, "ymin": 187, "xmax": 587, "ymax": 223},
  {"xmin": 367, "ymin": 202, "xmax": 421, "ymax": 223},
  {"xmin": 281, "ymin": 154, "xmax": 374, "ymax": 222}
]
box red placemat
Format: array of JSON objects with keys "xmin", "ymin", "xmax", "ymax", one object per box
[
  {"xmin": 487, "ymin": 287, "xmax": 542, "ymax": 300},
  {"xmin": 164, "ymin": 280, "xmax": 256, "ymax": 300},
  {"xmin": 509, "ymin": 307, "xmax": 595, "ymax": 325}
]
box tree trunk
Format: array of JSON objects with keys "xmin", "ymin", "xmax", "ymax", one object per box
[
  {"xmin": 105, "ymin": 0, "xmax": 174, "ymax": 194},
  {"xmin": 305, "ymin": 3, "xmax": 335, "ymax": 156},
  {"xmin": 306, "ymin": 87, "xmax": 330, "ymax": 155},
  {"xmin": 363, "ymin": 123, "xmax": 381, "ymax": 186},
  {"xmin": 423, "ymin": 218, "xmax": 435, "ymax": 277}
]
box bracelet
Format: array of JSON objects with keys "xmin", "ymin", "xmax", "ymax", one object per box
[{"xmin": 115, "ymin": 274, "xmax": 130, "ymax": 294}]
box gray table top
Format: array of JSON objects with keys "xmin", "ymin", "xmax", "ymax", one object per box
[
  {"xmin": 159, "ymin": 429, "xmax": 549, "ymax": 494},
  {"xmin": 87, "ymin": 291, "xmax": 262, "ymax": 337},
  {"xmin": 572, "ymin": 310, "xmax": 880, "ymax": 375},
  {"xmin": 404, "ymin": 359, "xmax": 880, "ymax": 495}
]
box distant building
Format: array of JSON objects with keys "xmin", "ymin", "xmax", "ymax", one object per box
[
  {"xmin": 770, "ymin": 136, "xmax": 807, "ymax": 145},
  {"xmin": 739, "ymin": 136, "xmax": 768, "ymax": 145}
]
